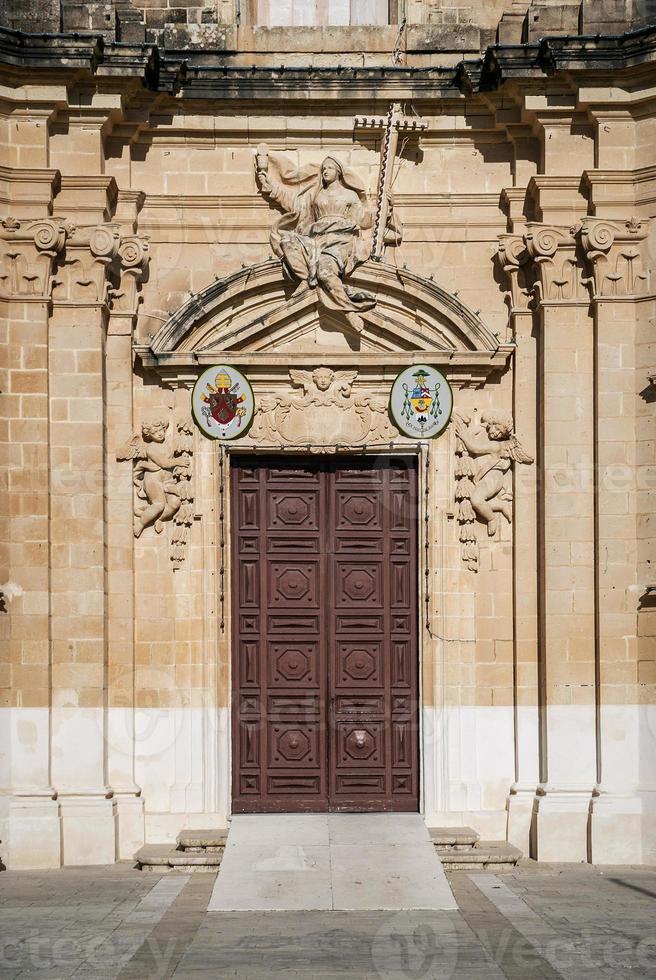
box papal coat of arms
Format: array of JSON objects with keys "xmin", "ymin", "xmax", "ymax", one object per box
[
  {"xmin": 389, "ymin": 365, "xmax": 453, "ymax": 439},
  {"xmin": 192, "ymin": 365, "xmax": 254, "ymax": 439}
]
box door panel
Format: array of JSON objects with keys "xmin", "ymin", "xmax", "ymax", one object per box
[{"xmin": 231, "ymin": 455, "xmax": 418, "ymax": 813}]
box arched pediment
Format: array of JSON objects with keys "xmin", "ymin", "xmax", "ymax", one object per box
[{"xmin": 136, "ymin": 260, "xmax": 512, "ymax": 384}]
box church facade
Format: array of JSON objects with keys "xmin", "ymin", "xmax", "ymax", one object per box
[{"xmin": 1, "ymin": 0, "xmax": 655, "ymax": 869}]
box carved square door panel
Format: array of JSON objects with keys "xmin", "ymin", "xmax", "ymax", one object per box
[{"xmin": 231, "ymin": 455, "xmax": 418, "ymax": 813}]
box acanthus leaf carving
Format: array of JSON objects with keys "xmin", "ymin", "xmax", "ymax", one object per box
[
  {"xmin": 496, "ymin": 234, "xmax": 533, "ymax": 313},
  {"xmin": 249, "ymin": 367, "xmax": 399, "ymax": 450},
  {"xmin": 110, "ymin": 234, "xmax": 150, "ymax": 315},
  {"xmin": 523, "ymin": 225, "xmax": 581, "ymax": 302},
  {"xmin": 52, "ymin": 224, "xmax": 121, "ymax": 303},
  {"xmin": 0, "ymin": 217, "xmax": 68, "ymax": 298},
  {"xmin": 578, "ymin": 218, "xmax": 649, "ymax": 299},
  {"xmin": 254, "ymin": 146, "xmax": 401, "ymax": 333},
  {"xmin": 454, "ymin": 410, "xmax": 534, "ymax": 572},
  {"xmin": 116, "ymin": 415, "xmax": 195, "ymax": 567}
]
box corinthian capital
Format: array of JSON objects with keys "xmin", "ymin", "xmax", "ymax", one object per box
[
  {"xmin": 110, "ymin": 235, "xmax": 150, "ymax": 317},
  {"xmin": 0, "ymin": 217, "xmax": 69, "ymax": 299},
  {"xmin": 496, "ymin": 234, "xmax": 532, "ymax": 313},
  {"xmin": 577, "ymin": 217, "xmax": 649, "ymax": 299},
  {"xmin": 523, "ymin": 224, "xmax": 581, "ymax": 303}
]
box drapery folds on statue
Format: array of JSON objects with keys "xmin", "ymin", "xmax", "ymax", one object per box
[{"xmin": 255, "ymin": 145, "xmax": 402, "ymax": 331}]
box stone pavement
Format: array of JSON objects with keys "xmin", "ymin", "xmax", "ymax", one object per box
[
  {"xmin": 1, "ymin": 863, "xmax": 656, "ymax": 978},
  {"xmin": 208, "ymin": 813, "xmax": 457, "ymax": 911}
]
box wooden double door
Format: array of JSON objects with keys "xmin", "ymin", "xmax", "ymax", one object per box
[{"xmin": 231, "ymin": 455, "xmax": 419, "ymax": 812}]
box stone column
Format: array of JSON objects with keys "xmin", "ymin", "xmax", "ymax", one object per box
[
  {"xmin": 496, "ymin": 234, "xmax": 540, "ymax": 854},
  {"xmin": 1, "ymin": 217, "xmax": 68, "ymax": 868},
  {"xmin": 525, "ymin": 224, "xmax": 597, "ymax": 862},
  {"xmin": 579, "ymin": 217, "xmax": 654, "ymax": 862},
  {"xmin": 105, "ymin": 219, "xmax": 149, "ymax": 859},
  {"xmin": 48, "ymin": 222, "xmax": 120, "ymax": 865}
]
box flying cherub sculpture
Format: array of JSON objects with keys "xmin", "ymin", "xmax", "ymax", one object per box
[
  {"xmin": 116, "ymin": 418, "xmax": 190, "ymax": 538},
  {"xmin": 254, "ymin": 145, "xmax": 401, "ymax": 331},
  {"xmin": 454, "ymin": 411, "xmax": 534, "ymax": 570}
]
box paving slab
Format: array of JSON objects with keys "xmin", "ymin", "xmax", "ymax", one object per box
[{"xmin": 208, "ymin": 813, "xmax": 457, "ymax": 912}]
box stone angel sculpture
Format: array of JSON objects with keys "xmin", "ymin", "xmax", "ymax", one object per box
[
  {"xmin": 289, "ymin": 367, "xmax": 357, "ymax": 406},
  {"xmin": 254, "ymin": 144, "xmax": 402, "ymax": 331},
  {"xmin": 454, "ymin": 410, "xmax": 533, "ymax": 571},
  {"xmin": 116, "ymin": 418, "xmax": 193, "ymax": 559}
]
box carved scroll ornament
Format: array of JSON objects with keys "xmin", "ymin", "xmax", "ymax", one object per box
[
  {"xmin": 454, "ymin": 410, "xmax": 533, "ymax": 571},
  {"xmin": 0, "ymin": 216, "xmax": 149, "ymax": 314},
  {"xmin": 578, "ymin": 217, "xmax": 648, "ymax": 298},
  {"xmin": 249, "ymin": 367, "xmax": 399, "ymax": 449},
  {"xmin": 116, "ymin": 416, "xmax": 194, "ymax": 567}
]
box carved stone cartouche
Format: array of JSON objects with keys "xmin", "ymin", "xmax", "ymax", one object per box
[{"xmin": 250, "ymin": 367, "xmax": 398, "ymax": 449}]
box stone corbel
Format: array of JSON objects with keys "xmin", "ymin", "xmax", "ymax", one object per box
[
  {"xmin": 496, "ymin": 234, "xmax": 533, "ymax": 313},
  {"xmin": 523, "ymin": 224, "xmax": 581, "ymax": 303},
  {"xmin": 577, "ymin": 217, "xmax": 649, "ymax": 299},
  {"xmin": 52, "ymin": 224, "xmax": 121, "ymax": 304},
  {"xmin": 0, "ymin": 216, "xmax": 69, "ymax": 299}
]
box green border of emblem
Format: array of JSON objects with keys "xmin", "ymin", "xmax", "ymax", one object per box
[{"xmin": 388, "ymin": 364, "xmax": 453, "ymax": 440}]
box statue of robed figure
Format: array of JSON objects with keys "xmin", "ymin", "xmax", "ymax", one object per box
[{"xmin": 255, "ymin": 144, "xmax": 401, "ymax": 330}]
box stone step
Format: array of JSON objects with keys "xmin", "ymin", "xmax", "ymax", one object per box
[
  {"xmin": 439, "ymin": 841, "xmax": 523, "ymax": 871},
  {"xmin": 135, "ymin": 844, "xmax": 223, "ymax": 873},
  {"xmin": 176, "ymin": 828, "xmax": 228, "ymax": 852},
  {"xmin": 429, "ymin": 826, "xmax": 480, "ymax": 851}
]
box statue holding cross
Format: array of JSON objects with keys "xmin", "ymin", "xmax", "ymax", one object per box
[{"xmin": 254, "ymin": 103, "xmax": 424, "ymax": 330}]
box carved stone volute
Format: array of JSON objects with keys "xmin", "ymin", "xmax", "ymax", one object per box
[
  {"xmin": 496, "ymin": 234, "xmax": 533, "ymax": 313},
  {"xmin": 523, "ymin": 224, "xmax": 580, "ymax": 303},
  {"xmin": 577, "ymin": 217, "xmax": 649, "ymax": 298},
  {"xmin": 0, "ymin": 217, "xmax": 69, "ymax": 299}
]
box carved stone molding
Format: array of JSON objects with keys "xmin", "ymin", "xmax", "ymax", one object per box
[
  {"xmin": 247, "ymin": 367, "xmax": 400, "ymax": 450},
  {"xmin": 116, "ymin": 415, "xmax": 195, "ymax": 567},
  {"xmin": 454, "ymin": 410, "xmax": 534, "ymax": 572},
  {"xmin": 0, "ymin": 216, "xmax": 69, "ymax": 299},
  {"xmin": 577, "ymin": 217, "xmax": 649, "ymax": 299}
]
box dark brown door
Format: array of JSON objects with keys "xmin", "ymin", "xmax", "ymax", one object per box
[{"xmin": 231, "ymin": 455, "xmax": 419, "ymax": 813}]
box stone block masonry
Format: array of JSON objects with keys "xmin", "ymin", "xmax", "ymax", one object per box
[{"xmin": 0, "ymin": 10, "xmax": 654, "ymax": 868}]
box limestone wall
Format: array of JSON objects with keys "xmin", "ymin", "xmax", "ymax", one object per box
[{"xmin": 0, "ymin": 22, "xmax": 655, "ymax": 867}]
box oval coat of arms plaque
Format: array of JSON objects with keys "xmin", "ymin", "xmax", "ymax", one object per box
[
  {"xmin": 192, "ymin": 365, "xmax": 255, "ymax": 440},
  {"xmin": 389, "ymin": 365, "xmax": 453, "ymax": 439}
]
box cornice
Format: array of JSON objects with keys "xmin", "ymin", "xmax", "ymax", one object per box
[{"xmin": 1, "ymin": 23, "xmax": 655, "ymax": 101}]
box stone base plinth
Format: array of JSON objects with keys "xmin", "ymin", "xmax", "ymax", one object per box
[
  {"xmin": 114, "ymin": 795, "xmax": 145, "ymax": 860},
  {"xmin": 60, "ymin": 796, "xmax": 117, "ymax": 866},
  {"xmin": 590, "ymin": 794, "xmax": 656, "ymax": 864},
  {"xmin": 507, "ymin": 788, "xmax": 537, "ymax": 856},
  {"xmin": 8, "ymin": 797, "xmax": 61, "ymax": 869},
  {"xmin": 533, "ymin": 790, "xmax": 592, "ymax": 863}
]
